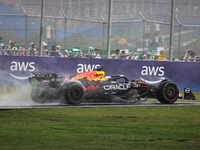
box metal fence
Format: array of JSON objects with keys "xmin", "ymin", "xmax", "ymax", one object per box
[{"xmin": 0, "ymin": 0, "xmax": 200, "ymax": 60}]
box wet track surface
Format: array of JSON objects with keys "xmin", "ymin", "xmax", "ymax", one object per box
[{"xmin": 0, "ymin": 100, "xmax": 200, "ymax": 110}]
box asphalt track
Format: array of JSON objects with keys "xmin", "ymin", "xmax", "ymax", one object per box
[{"xmin": 0, "ymin": 100, "xmax": 200, "ymax": 110}]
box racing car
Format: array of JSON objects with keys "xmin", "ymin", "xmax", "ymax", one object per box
[{"xmin": 28, "ymin": 69, "xmax": 195, "ymax": 104}]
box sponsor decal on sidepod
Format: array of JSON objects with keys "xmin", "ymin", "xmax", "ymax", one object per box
[{"xmin": 103, "ymin": 84, "xmax": 131, "ymax": 91}]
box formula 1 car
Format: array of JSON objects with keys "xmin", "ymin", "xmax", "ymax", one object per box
[{"xmin": 28, "ymin": 69, "xmax": 195, "ymax": 104}]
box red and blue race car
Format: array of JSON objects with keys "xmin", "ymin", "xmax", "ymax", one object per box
[{"xmin": 29, "ymin": 69, "xmax": 195, "ymax": 104}]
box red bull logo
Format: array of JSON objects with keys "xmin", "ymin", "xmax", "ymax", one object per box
[{"xmin": 71, "ymin": 71, "xmax": 106, "ymax": 81}]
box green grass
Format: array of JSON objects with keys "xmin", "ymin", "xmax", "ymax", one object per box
[
  {"xmin": 0, "ymin": 106, "xmax": 200, "ymax": 150},
  {"xmin": 0, "ymin": 86, "xmax": 200, "ymax": 149},
  {"xmin": 179, "ymin": 91, "xmax": 200, "ymax": 102}
]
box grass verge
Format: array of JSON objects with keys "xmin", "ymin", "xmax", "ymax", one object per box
[{"xmin": 0, "ymin": 106, "xmax": 200, "ymax": 150}]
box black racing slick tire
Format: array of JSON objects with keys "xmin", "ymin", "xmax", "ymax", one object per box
[
  {"xmin": 156, "ymin": 81, "xmax": 179, "ymax": 104},
  {"xmin": 63, "ymin": 82, "xmax": 85, "ymax": 104}
]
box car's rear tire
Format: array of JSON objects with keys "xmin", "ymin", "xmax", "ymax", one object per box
[
  {"xmin": 156, "ymin": 81, "xmax": 179, "ymax": 104},
  {"xmin": 31, "ymin": 85, "xmax": 49, "ymax": 103},
  {"xmin": 63, "ymin": 82, "xmax": 85, "ymax": 104}
]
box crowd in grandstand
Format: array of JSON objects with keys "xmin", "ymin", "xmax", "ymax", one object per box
[{"xmin": 0, "ymin": 40, "xmax": 198, "ymax": 62}]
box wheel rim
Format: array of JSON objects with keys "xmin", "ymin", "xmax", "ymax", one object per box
[
  {"xmin": 164, "ymin": 84, "xmax": 178, "ymax": 101},
  {"xmin": 168, "ymin": 89, "xmax": 173, "ymax": 95},
  {"xmin": 70, "ymin": 87, "xmax": 82, "ymax": 100}
]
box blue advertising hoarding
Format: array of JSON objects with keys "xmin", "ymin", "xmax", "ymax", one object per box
[{"xmin": 0, "ymin": 55, "xmax": 199, "ymax": 90}]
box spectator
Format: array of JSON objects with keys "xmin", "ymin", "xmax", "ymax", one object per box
[
  {"xmin": 94, "ymin": 48, "xmax": 101, "ymax": 59},
  {"xmin": 43, "ymin": 42, "xmax": 48, "ymax": 50},
  {"xmin": 156, "ymin": 50, "xmax": 167, "ymax": 61},
  {"xmin": 67, "ymin": 50, "xmax": 72, "ymax": 58},
  {"xmin": 56, "ymin": 45, "xmax": 60, "ymax": 52},
  {"xmin": 63, "ymin": 49, "xmax": 69, "ymax": 57},
  {"xmin": 127, "ymin": 49, "xmax": 138, "ymax": 59},
  {"xmin": 143, "ymin": 53, "xmax": 147, "ymax": 60},
  {"xmin": 52, "ymin": 45, "xmax": 56, "ymax": 51},
  {"xmin": 0, "ymin": 43, "xmax": 7, "ymax": 55},
  {"xmin": 42, "ymin": 42, "xmax": 49, "ymax": 56},
  {"xmin": 74, "ymin": 49, "xmax": 83, "ymax": 58},
  {"xmin": 184, "ymin": 49, "xmax": 192, "ymax": 61},
  {"xmin": 17, "ymin": 46, "xmax": 26, "ymax": 56},
  {"xmin": 119, "ymin": 50, "xmax": 126, "ymax": 59},
  {"xmin": 63, "ymin": 50, "xmax": 73, "ymax": 58},
  {"xmin": 145, "ymin": 52, "xmax": 153, "ymax": 61},
  {"xmin": 28, "ymin": 42, "xmax": 38, "ymax": 56},
  {"xmin": 86, "ymin": 46, "xmax": 94, "ymax": 58},
  {"xmin": 50, "ymin": 45, "xmax": 59, "ymax": 57},
  {"xmin": 7, "ymin": 40, "xmax": 16, "ymax": 55},
  {"xmin": 173, "ymin": 57, "xmax": 182, "ymax": 61},
  {"xmin": 43, "ymin": 49, "xmax": 50, "ymax": 57},
  {"xmin": 195, "ymin": 56, "xmax": 200, "ymax": 62},
  {"xmin": 50, "ymin": 45, "xmax": 63, "ymax": 57},
  {"xmin": 130, "ymin": 55, "xmax": 136, "ymax": 60},
  {"xmin": 111, "ymin": 49, "xmax": 120, "ymax": 59},
  {"xmin": 136, "ymin": 53, "xmax": 144, "ymax": 60},
  {"xmin": 189, "ymin": 51, "xmax": 196, "ymax": 62},
  {"xmin": 179, "ymin": 57, "xmax": 184, "ymax": 61},
  {"xmin": 56, "ymin": 45, "xmax": 64, "ymax": 57}
]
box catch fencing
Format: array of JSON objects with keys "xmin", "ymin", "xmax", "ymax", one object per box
[{"xmin": 0, "ymin": 0, "xmax": 200, "ymax": 59}]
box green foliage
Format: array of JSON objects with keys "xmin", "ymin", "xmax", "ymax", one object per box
[
  {"xmin": 0, "ymin": 30, "xmax": 136, "ymax": 51},
  {"xmin": 57, "ymin": 33, "xmax": 135, "ymax": 51},
  {"xmin": 0, "ymin": 30, "xmax": 22, "ymax": 44}
]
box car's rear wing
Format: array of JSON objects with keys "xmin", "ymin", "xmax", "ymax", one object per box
[{"xmin": 28, "ymin": 73, "xmax": 65, "ymax": 85}]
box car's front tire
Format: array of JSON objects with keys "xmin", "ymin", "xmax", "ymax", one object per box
[{"xmin": 156, "ymin": 81, "xmax": 179, "ymax": 104}]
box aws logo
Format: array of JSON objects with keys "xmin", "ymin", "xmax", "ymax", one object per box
[
  {"xmin": 140, "ymin": 66, "xmax": 165, "ymax": 84},
  {"xmin": 77, "ymin": 64, "xmax": 101, "ymax": 73},
  {"xmin": 9, "ymin": 61, "xmax": 35, "ymax": 80}
]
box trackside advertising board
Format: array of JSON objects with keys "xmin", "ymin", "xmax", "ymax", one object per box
[{"xmin": 0, "ymin": 55, "xmax": 199, "ymax": 90}]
